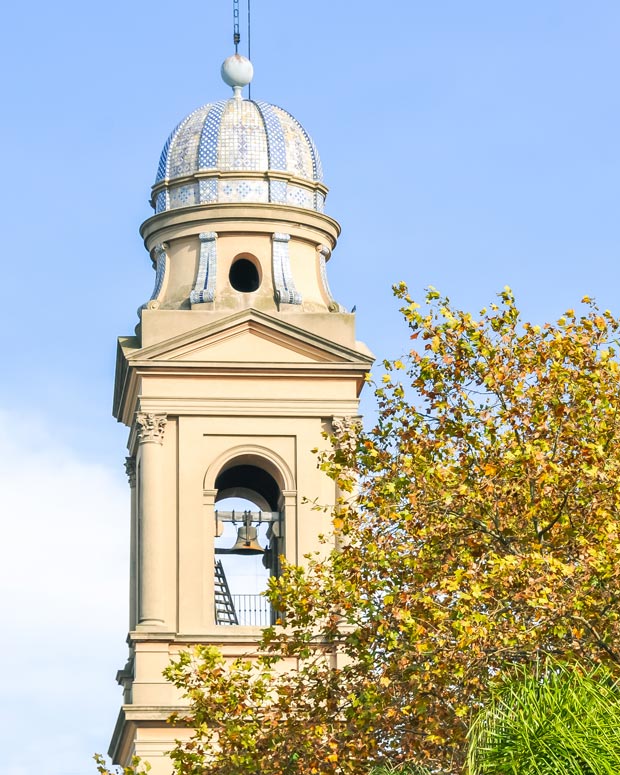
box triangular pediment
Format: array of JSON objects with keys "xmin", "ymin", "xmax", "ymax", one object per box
[{"xmin": 124, "ymin": 309, "xmax": 374, "ymax": 366}]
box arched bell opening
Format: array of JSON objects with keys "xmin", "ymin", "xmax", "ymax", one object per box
[{"xmin": 213, "ymin": 462, "xmax": 284, "ymax": 627}]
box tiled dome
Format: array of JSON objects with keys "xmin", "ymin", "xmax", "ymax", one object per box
[{"xmin": 152, "ymin": 98, "xmax": 326, "ymax": 214}]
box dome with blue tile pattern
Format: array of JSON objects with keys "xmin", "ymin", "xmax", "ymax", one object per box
[{"xmin": 152, "ymin": 85, "xmax": 327, "ymax": 215}]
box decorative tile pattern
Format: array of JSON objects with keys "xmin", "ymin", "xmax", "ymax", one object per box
[
  {"xmin": 157, "ymin": 106, "xmax": 205, "ymax": 183},
  {"xmin": 198, "ymin": 101, "xmax": 227, "ymax": 169},
  {"xmin": 218, "ymin": 99, "xmax": 269, "ymax": 171},
  {"xmin": 255, "ymin": 101, "xmax": 287, "ymax": 170},
  {"xmin": 155, "ymin": 190, "xmax": 168, "ymax": 214},
  {"xmin": 153, "ymin": 98, "xmax": 325, "ymax": 213},
  {"xmin": 168, "ymin": 107, "xmax": 209, "ymax": 180},
  {"xmin": 274, "ymin": 108, "xmax": 323, "ymax": 181},
  {"xmin": 286, "ymin": 185, "xmax": 314, "ymax": 209},
  {"xmin": 169, "ymin": 183, "xmax": 198, "ymax": 209},
  {"xmin": 269, "ymin": 179, "xmax": 287, "ymax": 204},
  {"xmin": 276, "ymin": 108, "xmax": 315, "ymax": 181},
  {"xmin": 307, "ymin": 134, "xmax": 323, "ymax": 182},
  {"xmin": 199, "ymin": 178, "xmax": 218, "ymax": 204},
  {"xmin": 272, "ymin": 232, "xmax": 301, "ymax": 305},
  {"xmin": 156, "ymin": 125, "xmax": 177, "ymax": 182},
  {"xmin": 217, "ymin": 179, "xmax": 268, "ymax": 203},
  {"xmin": 190, "ymin": 232, "xmax": 218, "ymax": 304}
]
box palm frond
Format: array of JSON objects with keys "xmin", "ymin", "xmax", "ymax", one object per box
[
  {"xmin": 369, "ymin": 763, "xmax": 434, "ymax": 775},
  {"xmin": 467, "ymin": 660, "xmax": 620, "ymax": 775}
]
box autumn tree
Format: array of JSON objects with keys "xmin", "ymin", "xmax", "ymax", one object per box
[{"xmin": 99, "ymin": 287, "xmax": 620, "ymax": 775}]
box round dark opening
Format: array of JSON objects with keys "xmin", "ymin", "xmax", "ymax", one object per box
[{"xmin": 229, "ymin": 258, "xmax": 260, "ymax": 293}]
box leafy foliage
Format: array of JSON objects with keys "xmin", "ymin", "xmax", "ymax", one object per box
[
  {"xmin": 369, "ymin": 765, "xmax": 434, "ymax": 775},
  {"xmin": 98, "ymin": 287, "xmax": 620, "ymax": 775},
  {"xmin": 94, "ymin": 753, "xmax": 150, "ymax": 775},
  {"xmin": 467, "ymin": 660, "xmax": 620, "ymax": 774}
]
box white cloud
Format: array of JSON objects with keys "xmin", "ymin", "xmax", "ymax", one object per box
[{"xmin": 0, "ymin": 410, "xmax": 128, "ymax": 774}]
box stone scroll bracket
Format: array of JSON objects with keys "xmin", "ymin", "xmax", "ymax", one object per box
[
  {"xmin": 317, "ymin": 244, "xmax": 344, "ymax": 313},
  {"xmin": 272, "ymin": 232, "xmax": 302, "ymax": 307},
  {"xmin": 190, "ymin": 231, "xmax": 218, "ymax": 304},
  {"xmin": 139, "ymin": 243, "xmax": 170, "ymax": 315}
]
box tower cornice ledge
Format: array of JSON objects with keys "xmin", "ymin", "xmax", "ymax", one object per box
[
  {"xmin": 109, "ymin": 706, "xmax": 187, "ymax": 765},
  {"xmin": 140, "ymin": 202, "xmax": 341, "ymax": 254}
]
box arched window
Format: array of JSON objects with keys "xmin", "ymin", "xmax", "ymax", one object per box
[{"xmin": 212, "ymin": 461, "xmax": 283, "ymax": 626}]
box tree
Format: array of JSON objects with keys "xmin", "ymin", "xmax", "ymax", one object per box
[
  {"xmin": 467, "ymin": 660, "xmax": 620, "ymax": 774},
  {"xmin": 99, "ymin": 287, "xmax": 620, "ymax": 775}
]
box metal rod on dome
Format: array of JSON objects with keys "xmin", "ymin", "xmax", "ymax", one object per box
[
  {"xmin": 233, "ymin": 0, "xmax": 240, "ymax": 53},
  {"xmin": 247, "ymin": 0, "xmax": 252, "ymax": 99}
]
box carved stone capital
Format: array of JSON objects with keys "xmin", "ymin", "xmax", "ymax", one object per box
[
  {"xmin": 332, "ymin": 415, "xmax": 360, "ymax": 456},
  {"xmin": 135, "ymin": 412, "xmax": 167, "ymax": 445},
  {"xmin": 124, "ymin": 456, "xmax": 136, "ymax": 487}
]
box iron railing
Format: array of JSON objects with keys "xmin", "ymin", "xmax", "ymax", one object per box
[{"xmin": 231, "ymin": 594, "xmax": 271, "ymax": 626}]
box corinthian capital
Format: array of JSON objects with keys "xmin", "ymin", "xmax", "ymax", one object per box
[
  {"xmin": 332, "ymin": 415, "xmax": 360, "ymax": 456},
  {"xmin": 135, "ymin": 412, "xmax": 167, "ymax": 445}
]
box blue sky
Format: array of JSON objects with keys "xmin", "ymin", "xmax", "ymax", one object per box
[{"xmin": 1, "ymin": 2, "xmax": 619, "ymax": 773}]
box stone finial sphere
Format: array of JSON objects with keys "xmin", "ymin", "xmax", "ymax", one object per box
[{"xmin": 221, "ymin": 54, "xmax": 254, "ymax": 88}]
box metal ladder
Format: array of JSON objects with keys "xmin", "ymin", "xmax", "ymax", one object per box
[{"xmin": 214, "ymin": 559, "xmax": 238, "ymax": 625}]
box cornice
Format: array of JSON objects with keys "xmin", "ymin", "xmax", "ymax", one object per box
[
  {"xmin": 109, "ymin": 705, "xmax": 186, "ymax": 763},
  {"xmin": 115, "ymin": 363, "xmax": 370, "ymax": 428},
  {"xmin": 140, "ymin": 202, "xmax": 341, "ymax": 252}
]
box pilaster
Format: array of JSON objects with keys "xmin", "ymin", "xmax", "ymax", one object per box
[{"xmin": 135, "ymin": 412, "xmax": 169, "ymax": 629}]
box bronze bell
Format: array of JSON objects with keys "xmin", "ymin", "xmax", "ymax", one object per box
[{"xmin": 228, "ymin": 525, "xmax": 264, "ymax": 555}]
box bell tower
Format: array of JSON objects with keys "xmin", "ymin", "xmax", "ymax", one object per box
[{"xmin": 108, "ymin": 54, "xmax": 373, "ymax": 773}]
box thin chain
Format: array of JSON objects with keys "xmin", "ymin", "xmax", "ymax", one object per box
[
  {"xmin": 233, "ymin": 0, "xmax": 240, "ymax": 52},
  {"xmin": 247, "ymin": 0, "xmax": 252, "ymax": 99}
]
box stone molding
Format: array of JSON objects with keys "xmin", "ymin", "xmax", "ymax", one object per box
[{"xmin": 140, "ymin": 202, "xmax": 341, "ymax": 257}]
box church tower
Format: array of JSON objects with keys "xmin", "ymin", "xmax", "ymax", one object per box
[{"xmin": 109, "ymin": 54, "xmax": 373, "ymax": 773}]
